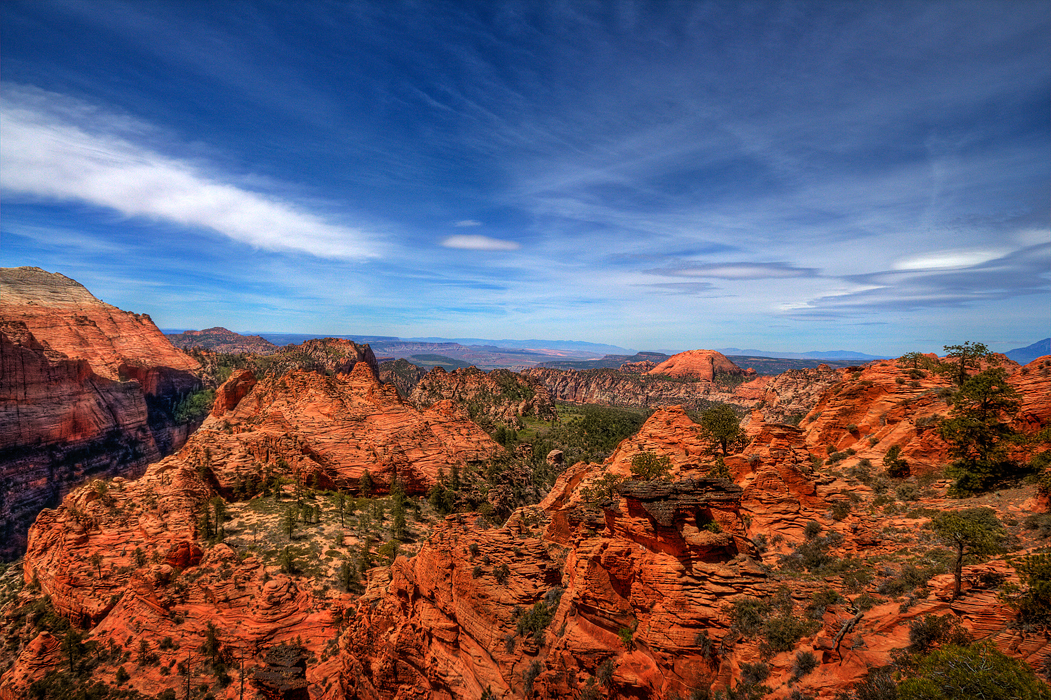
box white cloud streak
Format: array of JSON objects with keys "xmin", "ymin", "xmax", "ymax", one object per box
[
  {"xmin": 0, "ymin": 88, "xmax": 378, "ymax": 260},
  {"xmin": 440, "ymin": 234, "xmax": 520, "ymax": 251},
  {"xmin": 454, "ymin": 219, "xmax": 483, "ymax": 227}
]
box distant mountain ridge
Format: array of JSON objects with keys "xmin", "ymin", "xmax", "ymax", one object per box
[
  {"xmin": 717, "ymin": 347, "xmax": 889, "ymax": 360},
  {"xmin": 1006, "ymin": 338, "xmax": 1051, "ymax": 365}
]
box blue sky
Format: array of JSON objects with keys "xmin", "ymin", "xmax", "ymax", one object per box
[{"xmin": 2, "ymin": 1, "xmax": 1048, "ymax": 356}]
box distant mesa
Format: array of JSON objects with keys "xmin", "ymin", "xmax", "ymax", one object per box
[{"xmin": 167, "ymin": 326, "xmax": 279, "ymax": 355}]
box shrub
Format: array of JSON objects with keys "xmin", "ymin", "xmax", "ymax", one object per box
[
  {"xmin": 852, "ymin": 667, "xmax": 899, "ymax": 700},
  {"xmin": 1023, "ymin": 513, "xmax": 1051, "ymax": 539},
  {"xmin": 763, "ymin": 614, "xmax": 817, "ymax": 653},
  {"xmin": 1005, "ymin": 553, "xmax": 1051, "ymax": 626},
  {"xmin": 694, "ymin": 630, "xmax": 716, "ymax": 662},
  {"xmin": 630, "ymin": 452, "xmax": 672, "ymax": 481},
  {"xmin": 908, "ymin": 614, "xmax": 971, "ymax": 654},
  {"xmin": 494, "ymin": 564, "xmax": 510, "ymax": 584},
  {"xmin": 804, "ymin": 520, "xmax": 822, "ymax": 540},
  {"xmin": 752, "ymin": 533, "xmax": 769, "ymax": 554},
  {"xmin": 831, "ymin": 501, "xmax": 851, "ymax": 521},
  {"xmin": 617, "ymin": 626, "xmax": 635, "ymax": 650},
  {"xmin": 116, "ymin": 666, "xmax": 130, "ymax": 684},
  {"xmin": 878, "ymin": 563, "xmax": 937, "ymax": 597},
  {"xmin": 740, "ymin": 661, "xmax": 769, "ymax": 687},
  {"xmin": 806, "ymin": 588, "xmax": 842, "ymax": 619},
  {"xmin": 522, "ymin": 660, "xmax": 542, "ymax": 695},
  {"xmin": 597, "ymin": 658, "xmax": 616, "ymax": 688},
  {"xmin": 472, "ymin": 565, "xmax": 483, "ymax": 579},
  {"xmin": 516, "ymin": 590, "xmax": 562, "ymax": 643},
  {"xmin": 884, "ymin": 445, "xmax": 910, "ymax": 478},
  {"xmin": 896, "ymin": 483, "xmax": 919, "ymax": 501},
  {"xmin": 897, "ymin": 641, "xmax": 1050, "ymax": 700},
  {"xmin": 729, "ymin": 597, "xmax": 771, "ymax": 637},
  {"xmin": 780, "ymin": 532, "xmax": 845, "ymax": 574},
  {"xmin": 792, "ymin": 650, "xmax": 818, "ymax": 678}
]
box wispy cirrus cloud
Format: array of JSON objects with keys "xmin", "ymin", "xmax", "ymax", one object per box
[
  {"xmin": 0, "ymin": 86, "xmax": 379, "ymax": 260},
  {"xmin": 454, "ymin": 219, "xmax": 483, "ymax": 227},
  {"xmin": 440, "ymin": 234, "xmax": 520, "ymax": 251},
  {"xmin": 647, "ymin": 262, "xmax": 819, "ymax": 280}
]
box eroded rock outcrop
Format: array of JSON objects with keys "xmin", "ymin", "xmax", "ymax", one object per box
[
  {"xmin": 409, "ymin": 367, "xmax": 558, "ymax": 429},
  {"xmin": 191, "ymin": 362, "xmax": 501, "ymax": 495}
]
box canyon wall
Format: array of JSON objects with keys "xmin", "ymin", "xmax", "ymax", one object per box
[{"xmin": 0, "ymin": 267, "xmax": 202, "ymax": 560}]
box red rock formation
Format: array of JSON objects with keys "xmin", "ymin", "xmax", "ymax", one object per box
[
  {"xmin": 1010, "ymin": 355, "xmax": 1051, "ymax": 433},
  {"xmin": 647, "ymin": 350, "xmax": 750, "ymax": 382},
  {"xmin": 1, "ymin": 267, "xmax": 198, "ymax": 383},
  {"xmin": 210, "ymin": 368, "xmax": 258, "ymax": 418},
  {"xmin": 799, "ymin": 361, "xmax": 957, "ymax": 474},
  {"xmin": 619, "ymin": 360, "xmax": 657, "ymax": 374},
  {"xmin": 1, "ymin": 452, "xmax": 345, "ymax": 700},
  {"xmin": 743, "ymin": 364, "xmax": 842, "ymax": 425},
  {"xmin": 1, "ymin": 268, "xmax": 203, "ymax": 561},
  {"xmin": 408, "ymin": 366, "xmax": 557, "ymax": 429},
  {"xmin": 523, "ymin": 367, "xmax": 725, "ymax": 410},
  {"xmin": 378, "ymin": 358, "xmax": 428, "ymax": 397},
  {"xmin": 6, "ymin": 343, "xmax": 1051, "ymax": 699},
  {"xmin": 191, "ymin": 362, "xmax": 501, "ymax": 495}
]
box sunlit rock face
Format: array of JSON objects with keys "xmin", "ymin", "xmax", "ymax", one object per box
[{"xmin": 0, "ymin": 267, "xmax": 201, "ymax": 560}]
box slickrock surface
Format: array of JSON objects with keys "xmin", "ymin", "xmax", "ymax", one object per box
[
  {"xmin": 799, "ymin": 361, "xmax": 959, "ymax": 473},
  {"xmin": 1, "ymin": 268, "xmax": 202, "ymax": 560},
  {"xmin": 647, "ymin": 349, "xmax": 754, "ymax": 381},
  {"xmin": 408, "ymin": 366, "xmax": 558, "ymax": 429},
  {"xmin": 167, "ymin": 327, "xmax": 280, "ymax": 355},
  {"xmin": 193, "ymin": 362, "xmax": 501, "ymax": 494},
  {"xmin": 1010, "ymin": 355, "xmax": 1051, "ymax": 432}
]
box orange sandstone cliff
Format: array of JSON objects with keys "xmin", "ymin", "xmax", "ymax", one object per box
[{"xmin": 0, "ymin": 267, "xmax": 203, "ymax": 560}]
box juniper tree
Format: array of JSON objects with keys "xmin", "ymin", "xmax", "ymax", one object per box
[
  {"xmin": 359, "ymin": 469, "xmax": 374, "ymax": 497},
  {"xmin": 931, "ymin": 508, "xmax": 1005, "ymax": 600},
  {"xmin": 939, "ymin": 368, "xmax": 1021, "ymax": 495},
  {"xmin": 699, "ymin": 404, "xmax": 745, "ymax": 456},
  {"xmin": 630, "ymin": 452, "xmax": 672, "ymax": 481},
  {"xmin": 940, "ymin": 341, "xmax": 997, "ymax": 386},
  {"xmin": 283, "ymin": 505, "xmax": 297, "ymax": 541}
]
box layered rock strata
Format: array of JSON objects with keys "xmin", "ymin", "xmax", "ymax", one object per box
[{"xmin": 0, "ymin": 268, "xmax": 202, "ymax": 560}]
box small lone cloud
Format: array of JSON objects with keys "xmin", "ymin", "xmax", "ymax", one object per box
[
  {"xmin": 441, "ymin": 234, "xmax": 520, "ymax": 251},
  {"xmin": 454, "ymin": 219, "xmax": 483, "ymax": 227}
]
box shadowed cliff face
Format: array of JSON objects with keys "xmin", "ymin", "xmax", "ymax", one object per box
[{"xmin": 0, "ymin": 267, "xmax": 202, "ymax": 561}]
